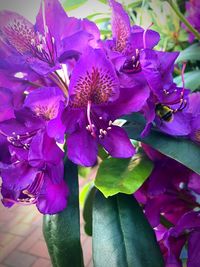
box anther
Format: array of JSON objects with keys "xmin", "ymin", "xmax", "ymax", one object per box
[{"xmin": 109, "ymin": 120, "xmax": 112, "ymax": 126}]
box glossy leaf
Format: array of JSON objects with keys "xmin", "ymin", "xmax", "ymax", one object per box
[
  {"xmin": 124, "ymin": 114, "xmax": 200, "ymax": 175},
  {"xmin": 94, "ymin": 152, "xmax": 153, "ymax": 197},
  {"xmin": 83, "ymin": 186, "xmax": 96, "ymax": 236},
  {"xmin": 174, "ymin": 70, "xmax": 200, "ymax": 91},
  {"xmin": 43, "ymin": 160, "xmax": 83, "ymax": 267},
  {"xmin": 63, "ymin": 0, "xmax": 87, "ymax": 11},
  {"xmin": 93, "ymin": 191, "xmax": 164, "ymax": 267},
  {"xmin": 176, "ymin": 43, "xmax": 200, "ymax": 63}
]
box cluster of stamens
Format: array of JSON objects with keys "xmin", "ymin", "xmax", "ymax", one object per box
[
  {"xmin": 0, "ymin": 130, "xmax": 37, "ymax": 150},
  {"xmin": 121, "ymin": 49, "xmax": 141, "ymax": 74},
  {"xmin": 86, "ymin": 101, "xmax": 113, "ymax": 139}
]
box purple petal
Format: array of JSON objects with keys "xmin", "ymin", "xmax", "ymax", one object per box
[
  {"xmin": 100, "ymin": 82, "xmax": 150, "ymax": 120},
  {"xmin": 0, "ymin": 88, "xmax": 15, "ymax": 122},
  {"xmin": 36, "ymin": 0, "xmax": 69, "ymax": 43},
  {"xmin": 69, "ymin": 48, "xmax": 119, "ymax": 107},
  {"xmin": 157, "ymin": 112, "xmax": 191, "ymax": 136},
  {"xmin": 0, "ymin": 10, "xmax": 35, "ymax": 54},
  {"xmin": 67, "ymin": 128, "xmax": 98, "ymax": 167},
  {"xmin": 129, "ymin": 25, "xmax": 160, "ymax": 50},
  {"xmin": 99, "ymin": 125, "xmax": 135, "ymax": 158},
  {"xmin": 188, "ymin": 172, "xmax": 200, "ymax": 194},
  {"xmin": 109, "ymin": 0, "xmax": 131, "ymax": 52},
  {"xmin": 24, "ymin": 87, "xmax": 65, "ymax": 120},
  {"xmin": 187, "ymin": 231, "xmax": 200, "ymax": 267},
  {"xmin": 28, "ymin": 131, "xmax": 64, "ymax": 167},
  {"xmin": 188, "ymin": 92, "xmax": 200, "ymax": 115},
  {"xmin": 37, "ymin": 176, "xmax": 68, "ymax": 214}
]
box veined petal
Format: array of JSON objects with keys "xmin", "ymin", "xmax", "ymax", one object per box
[
  {"xmin": 0, "ymin": 10, "xmax": 35, "ymax": 54},
  {"xmin": 109, "ymin": 0, "xmax": 131, "ymax": 52},
  {"xmin": 99, "ymin": 125, "xmax": 135, "ymax": 158},
  {"xmin": 36, "ymin": 0, "xmax": 69, "ymax": 42},
  {"xmin": 24, "ymin": 87, "xmax": 65, "ymax": 121},
  {"xmin": 69, "ymin": 48, "xmax": 119, "ymax": 107}
]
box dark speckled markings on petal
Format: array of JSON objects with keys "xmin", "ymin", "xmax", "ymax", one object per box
[
  {"xmin": 71, "ymin": 66, "xmax": 118, "ymax": 108},
  {"xmin": 69, "ymin": 48, "xmax": 119, "ymax": 108}
]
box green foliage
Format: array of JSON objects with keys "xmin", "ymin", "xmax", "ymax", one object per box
[
  {"xmin": 176, "ymin": 43, "xmax": 200, "ymax": 63},
  {"xmin": 63, "ymin": 0, "xmax": 87, "ymax": 11},
  {"xmin": 94, "ymin": 151, "xmax": 153, "ymax": 197},
  {"xmin": 124, "ymin": 114, "xmax": 200, "ymax": 175},
  {"xmin": 83, "ymin": 186, "xmax": 96, "ymax": 236},
  {"xmin": 93, "ymin": 191, "xmax": 164, "ymax": 267},
  {"xmin": 43, "ymin": 160, "xmax": 83, "ymax": 267},
  {"xmin": 174, "ymin": 70, "xmax": 200, "ymax": 91}
]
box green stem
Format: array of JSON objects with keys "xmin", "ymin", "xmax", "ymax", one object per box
[{"xmin": 167, "ymin": 0, "xmax": 200, "ymax": 40}]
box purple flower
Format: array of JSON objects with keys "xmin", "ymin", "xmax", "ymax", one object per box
[
  {"xmin": 0, "ymin": 88, "xmax": 68, "ymax": 214},
  {"xmin": 63, "ymin": 48, "xmax": 149, "ymax": 166},
  {"xmin": 186, "ymin": 92, "xmax": 200, "ymax": 145},
  {"xmin": 105, "ymin": 0, "xmax": 160, "ymax": 74},
  {"xmin": 139, "ymin": 50, "xmax": 190, "ymax": 136},
  {"xmin": 185, "ymin": 0, "xmax": 200, "ymax": 42},
  {"xmin": 0, "ymin": 0, "xmax": 99, "ymax": 77},
  {"xmin": 135, "ymin": 144, "xmax": 200, "ymax": 266}
]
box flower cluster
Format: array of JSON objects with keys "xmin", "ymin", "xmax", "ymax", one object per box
[
  {"xmin": 0, "ymin": 0, "xmax": 198, "ymax": 219},
  {"xmin": 135, "ymin": 144, "xmax": 200, "ymax": 267}
]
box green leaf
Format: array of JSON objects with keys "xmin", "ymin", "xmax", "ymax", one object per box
[
  {"xmin": 93, "ymin": 191, "xmax": 164, "ymax": 267},
  {"xmin": 83, "ymin": 186, "xmax": 96, "ymax": 236},
  {"xmin": 43, "ymin": 160, "xmax": 83, "ymax": 267},
  {"xmin": 174, "ymin": 70, "xmax": 200, "ymax": 91},
  {"xmin": 124, "ymin": 114, "xmax": 200, "ymax": 175},
  {"xmin": 97, "ymin": 0, "xmax": 107, "ymax": 4},
  {"xmin": 176, "ymin": 43, "xmax": 200, "ymax": 63},
  {"xmin": 94, "ymin": 152, "xmax": 153, "ymax": 198},
  {"xmin": 63, "ymin": 0, "xmax": 87, "ymax": 11}
]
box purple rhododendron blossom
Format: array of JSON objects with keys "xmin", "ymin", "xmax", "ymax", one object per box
[
  {"xmin": 62, "ymin": 47, "xmax": 149, "ymax": 166},
  {"xmin": 135, "ymin": 144, "xmax": 200, "ymax": 266}
]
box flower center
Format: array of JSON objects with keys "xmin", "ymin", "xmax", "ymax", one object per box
[
  {"xmin": 86, "ymin": 101, "xmax": 112, "ymax": 139},
  {"xmin": 0, "ymin": 129, "xmax": 37, "ymax": 150},
  {"xmin": 121, "ymin": 50, "xmax": 141, "ymax": 74}
]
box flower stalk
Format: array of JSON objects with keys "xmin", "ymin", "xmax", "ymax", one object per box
[{"xmin": 167, "ymin": 0, "xmax": 200, "ymax": 40}]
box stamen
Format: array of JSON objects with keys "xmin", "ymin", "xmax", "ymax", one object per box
[{"xmin": 87, "ymin": 101, "xmax": 96, "ymax": 138}]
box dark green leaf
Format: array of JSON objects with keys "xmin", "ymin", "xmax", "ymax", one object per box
[
  {"xmin": 124, "ymin": 113, "xmax": 200, "ymax": 175},
  {"xmin": 43, "ymin": 160, "xmax": 83, "ymax": 267},
  {"xmin": 93, "ymin": 191, "xmax": 164, "ymax": 267},
  {"xmin": 94, "ymin": 152, "xmax": 153, "ymax": 197},
  {"xmin": 63, "ymin": 0, "xmax": 87, "ymax": 11},
  {"xmin": 176, "ymin": 43, "xmax": 200, "ymax": 63},
  {"xmin": 83, "ymin": 186, "xmax": 96, "ymax": 236},
  {"xmin": 174, "ymin": 70, "xmax": 200, "ymax": 91}
]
